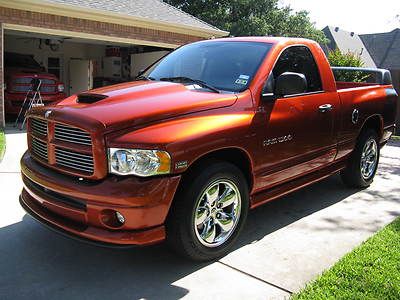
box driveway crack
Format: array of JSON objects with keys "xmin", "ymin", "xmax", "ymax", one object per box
[{"xmin": 218, "ymin": 261, "xmax": 293, "ymax": 295}]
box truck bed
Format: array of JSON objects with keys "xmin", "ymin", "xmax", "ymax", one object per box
[
  {"xmin": 332, "ymin": 66, "xmax": 393, "ymax": 91},
  {"xmin": 336, "ymin": 81, "xmax": 382, "ymax": 90}
]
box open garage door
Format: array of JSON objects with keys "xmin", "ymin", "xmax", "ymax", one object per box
[{"xmin": 2, "ymin": 28, "xmax": 172, "ymax": 124}]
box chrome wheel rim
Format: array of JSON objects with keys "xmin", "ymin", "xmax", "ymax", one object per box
[
  {"xmin": 360, "ymin": 138, "xmax": 378, "ymax": 180},
  {"xmin": 193, "ymin": 180, "xmax": 241, "ymax": 248}
]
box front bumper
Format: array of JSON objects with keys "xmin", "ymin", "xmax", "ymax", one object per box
[
  {"xmin": 5, "ymin": 92, "xmax": 66, "ymax": 115},
  {"xmin": 20, "ymin": 152, "xmax": 181, "ymax": 246}
]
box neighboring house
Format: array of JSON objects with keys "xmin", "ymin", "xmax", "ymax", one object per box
[
  {"xmin": 360, "ymin": 29, "xmax": 400, "ymax": 133},
  {"xmin": 322, "ymin": 26, "xmax": 376, "ymax": 68},
  {"xmin": 323, "ymin": 26, "xmax": 400, "ymax": 133},
  {"xmin": 0, "ymin": 0, "xmax": 228, "ymax": 127},
  {"xmin": 360, "ymin": 29, "xmax": 400, "ymax": 70}
]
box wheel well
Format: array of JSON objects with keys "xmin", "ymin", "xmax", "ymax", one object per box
[
  {"xmin": 182, "ymin": 148, "xmax": 253, "ymax": 190},
  {"xmin": 361, "ymin": 115, "xmax": 383, "ymax": 138}
]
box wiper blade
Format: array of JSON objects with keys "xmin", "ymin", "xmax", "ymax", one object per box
[
  {"xmin": 135, "ymin": 75, "xmax": 155, "ymax": 81},
  {"xmin": 159, "ymin": 76, "xmax": 220, "ymax": 93}
]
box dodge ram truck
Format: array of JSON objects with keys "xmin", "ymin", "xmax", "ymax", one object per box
[
  {"xmin": 19, "ymin": 37, "xmax": 398, "ymax": 261},
  {"xmin": 4, "ymin": 52, "xmax": 66, "ymax": 116}
]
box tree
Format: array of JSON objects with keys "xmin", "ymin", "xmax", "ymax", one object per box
[
  {"xmin": 328, "ymin": 49, "xmax": 369, "ymax": 82},
  {"xmin": 164, "ymin": 0, "xmax": 329, "ymax": 44}
]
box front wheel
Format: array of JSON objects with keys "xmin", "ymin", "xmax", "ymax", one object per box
[
  {"xmin": 166, "ymin": 161, "xmax": 249, "ymax": 261},
  {"xmin": 341, "ymin": 129, "xmax": 380, "ymax": 188}
]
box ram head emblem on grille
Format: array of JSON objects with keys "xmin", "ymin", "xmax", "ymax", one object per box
[{"xmin": 45, "ymin": 110, "xmax": 52, "ymax": 119}]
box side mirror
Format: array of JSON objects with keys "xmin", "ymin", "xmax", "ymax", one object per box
[{"xmin": 275, "ymin": 72, "xmax": 307, "ymax": 97}]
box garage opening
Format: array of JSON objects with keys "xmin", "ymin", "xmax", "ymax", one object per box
[{"xmin": 3, "ymin": 29, "xmax": 171, "ymax": 123}]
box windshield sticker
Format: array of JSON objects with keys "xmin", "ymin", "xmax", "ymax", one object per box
[
  {"xmin": 235, "ymin": 78, "xmax": 248, "ymax": 85},
  {"xmin": 239, "ymin": 74, "xmax": 250, "ymax": 80}
]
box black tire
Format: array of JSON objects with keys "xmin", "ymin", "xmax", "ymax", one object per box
[
  {"xmin": 166, "ymin": 161, "xmax": 249, "ymax": 261},
  {"xmin": 341, "ymin": 129, "xmax": 380, "ymax": 188}
]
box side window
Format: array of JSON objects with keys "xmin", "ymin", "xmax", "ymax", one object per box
[{"xmin": 273, "ymin": 46, "xmax": 323, "ymax": 93}]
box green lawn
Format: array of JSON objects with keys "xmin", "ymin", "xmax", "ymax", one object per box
[
  {"xmin": 0, "ymin": 130, "xmax": 5, "ymax": 161},
  {"xmin": 392, "ymin": 135, "xmax": 400, "ymax": 141},
  {"xmin": 292, "ymin": 217, "xmax": 400, "ymax": 300}
]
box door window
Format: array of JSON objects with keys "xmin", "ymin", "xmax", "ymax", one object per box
[{"xmin": 273, "ymin": 46, "xmax": 322, "ymax": 93}]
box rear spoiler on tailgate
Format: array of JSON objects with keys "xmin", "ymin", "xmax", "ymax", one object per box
[{"xmin": 331, "ymin": 67, "xmax": 392, "ymax": 85}]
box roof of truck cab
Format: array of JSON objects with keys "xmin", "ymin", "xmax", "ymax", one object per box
[{"xmin": 197, "ymin": 36, "xmax": 319, "ymax": 45}]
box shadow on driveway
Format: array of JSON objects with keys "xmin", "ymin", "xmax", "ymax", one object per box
[
  {"xmin": 0, "ymin": 141, "xmax": 398, "ymax": 299},
  {"xmin": 0, "ymin": 174, "xmax": 362, "ymax": 299}
]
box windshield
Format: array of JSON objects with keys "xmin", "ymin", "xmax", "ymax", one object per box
[
  {"xmin": 145, "ymin": 41, "xmax": 272, "ymax": 92},
  {"xmin": 4, "ymin": 52, "xmax": 42, "ymax": 70}
]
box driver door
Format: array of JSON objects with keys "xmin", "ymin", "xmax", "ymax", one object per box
[{"xmin": 255, "ymin": 46, "xmax": 339, "ymax": 189}]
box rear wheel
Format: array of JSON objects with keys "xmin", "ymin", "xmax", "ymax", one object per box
[
  {"xmin": 341, "ymin": 129, "xmax": 380, "ymax": 188},
  {"xmin": 166, "ymin": 161, "xmax": 249, "ymax": 261}
]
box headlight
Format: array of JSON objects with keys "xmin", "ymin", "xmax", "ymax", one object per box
[
  {"xmin": 108, "ymin": 148, "xmax": 171, "ymax": 177},
  {"xmin": 57, "ymin": 84, "xmax": 64, "ymax": 92}
]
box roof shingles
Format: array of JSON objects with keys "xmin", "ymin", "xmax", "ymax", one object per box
[
  {"xmin": 43, "ymin": 0, "xmax": 224, "ymax": 33},
  {"xmin": 360, "ymin": 29, "xmax": 400, "ymax": 69}
]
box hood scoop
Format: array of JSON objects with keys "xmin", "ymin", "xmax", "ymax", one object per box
[{"xmin": 77, "ymin": 93, "xmax": 108, "ymax": 104}]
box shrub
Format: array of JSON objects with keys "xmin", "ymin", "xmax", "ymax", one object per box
[{"xmin": 328, "ymin": 49, "xmax": 370, "ymax": 82}]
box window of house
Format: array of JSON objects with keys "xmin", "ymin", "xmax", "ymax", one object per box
[{"xmin": 273, "ymin": 46, "xmax": 323, "ymax": 93}]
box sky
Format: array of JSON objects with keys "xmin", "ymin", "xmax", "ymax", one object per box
[{"xmin": 280, "ymin": 0, "xmax": 400, "ymax": 34}]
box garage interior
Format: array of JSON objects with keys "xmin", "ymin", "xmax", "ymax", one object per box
[
  {"xmin": 4, "ymin": 29, "xmax": 171, "ymax": 122},
  {"xmin": 0, "ymin": 0, "xmax": 228, "ymax": 127}
]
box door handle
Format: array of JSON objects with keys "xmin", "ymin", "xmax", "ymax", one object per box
[{"xmin": 318, "ymin": 104, "xmax": 333, "ymax": 113}]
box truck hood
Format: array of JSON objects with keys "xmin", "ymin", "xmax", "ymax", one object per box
[{"xmin": 37, "ymin": 81, "xmax": 237, "ymax": 132}]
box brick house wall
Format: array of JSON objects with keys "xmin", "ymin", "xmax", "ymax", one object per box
[
  {"xmin": 0, "ymin": 7, "xmax": 202, "ymax": 46},
  {"xmin": 0, "ymin": 7, "xmax": 206, "ymax": 128}
]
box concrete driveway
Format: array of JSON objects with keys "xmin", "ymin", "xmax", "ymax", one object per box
[{"xmin": 0, "ymin": 128, "xmax": 399, "ymax": 300}]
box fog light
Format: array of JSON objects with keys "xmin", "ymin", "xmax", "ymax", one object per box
[{"xmin": 116, "ymin": 211, "xmax": 125, "ymax": 224}]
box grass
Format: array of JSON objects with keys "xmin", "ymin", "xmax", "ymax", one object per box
[
  {"xmin": 292, "ymin": 217, "xmax": 400, "ymax": 300},
  {"xmin": 391, "ymin": 135, "xmax": 400, "ymax": 141},
  {"xmin": 0, "ymin": 130, "xmax": 5, "ymax": 162}
]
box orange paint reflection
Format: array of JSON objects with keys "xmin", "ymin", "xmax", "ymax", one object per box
[{"xmin": 122, "ymin": 114, "xmax": 253, "ymax": 144}]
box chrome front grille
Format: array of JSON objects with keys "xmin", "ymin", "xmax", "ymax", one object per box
[
  {"xmin": 12, "ymin": 85, "xmax": 31, "ymax": 93},
  {"xmin": 31, "ymin": 118, "xmax": 47, "ymax": 136},
  {"xmin": 13, "ymin": 78, "xmax": 32, "ymax": 84},
  {"xmin": 13, "ymin": 77, "xmax": 57, "ymax": 93},
  {"xmin": 40, "ymin": 86, "xmax": 57, "ymax": 93},
  {"xmin": 40, "ymin": 79, "xmax": 56, "ymax": 85},
  {"xmin": 29, "ymin": 117, "xmax": 95, "ymax": 176},
  {"xmin": 55, "ymin": 148, "xmax": 94, "ymax": 173},
  {"xmin": 31, "ymin": 137, "xmax": 48, "ymax": 160},
  {"xmin": 54, "ymin": 123, "xmax": 92, "ymax": 146}
]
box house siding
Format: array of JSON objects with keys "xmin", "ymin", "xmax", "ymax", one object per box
[
  {"xmin": 361, "ymin": 30, "xmax": 400, "ymax": 133},
  {"xmin": 390, "ymin": 69, "xmax": 400, "ymax": 133}
]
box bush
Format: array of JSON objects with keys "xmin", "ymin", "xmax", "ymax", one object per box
[{"xmin": 328, "ymin": 49, "xmax": 370, "ymax": 82}]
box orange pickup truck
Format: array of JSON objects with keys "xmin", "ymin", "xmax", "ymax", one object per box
[{"xmin": 19, "ymin": 37, "xmax": 398, "ymax": 261}]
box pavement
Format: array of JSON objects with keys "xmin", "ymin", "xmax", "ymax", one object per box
[{"xmin": 0, "ymin": 127, "xmax": 399, "ymax": 300}]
